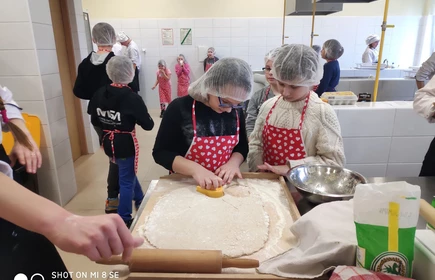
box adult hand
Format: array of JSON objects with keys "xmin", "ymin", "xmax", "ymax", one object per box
[
  {"xmin": 192, "ymin": 166, "xmax": 223, "ymax": 190},
  {"xmin": 45, "ymin": 214, "xmax": 143, "ymax": 262},
  {"xmin": 152, "ymin": 86, "xmax": 156, "ymax": 90},
  {"xmin": 257, "ymin": 162, "xmax": 290, "ymax": 176},
  {"xmin": 9, "ymin": 138, "xmax": 42, "ymax": 174},
  {"xmin": 215, "ymin": 161, "xmax": 243, "ymax": 184}
]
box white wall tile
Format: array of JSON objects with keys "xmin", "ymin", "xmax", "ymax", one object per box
[
  {"xmin": 28, "ymin": 0, "xmax": 52, "ymax": 25},
  {"xmin": 37, "ymin": 168, "xmax": 60, "ymax": 204},
  {"xmin": 0, "ymin": 50, "xmax": 39, "ymax": 76},
  {"xmin": 389, "ymin": 137, "xmax": 432, "ymax": 163},
  {"xmin": 53, "ymin": 138, "xmax": 72, "ymax": 168},
  {"xmin": 178, "ymin": 19, "xmax": 194, "ymax": 28},
  {"xmin": 140, "ymin": 19, "xmax": 159, "ymax": 29},
  {"xmin": 249, "ymin": 37, "xmax": 267, "ymax": 48},
  {"xmin": 393, "ymin": 108, "xmax": 435, "ymax": 136},
  {"xmin": 249, "ymin": 18, "xmax": 267, "ymax": 29},
  {"xmin": 0, "ymin": 22, "xmax": 35, "ymax": 49},
  {"xmin": 158, "ymin": 19, "xmax": 178, "ymax": 29},
  {"xmin": 213, "ymin": 18, "xmax": 230, "ymax": 28},
  {"xmin": 33, "ymin": 23, "xmax": 55, "ymax": 50},
  {"xmin": 40, "ymin": 146, "xmax": 56, "ymax": 170},
  {"xmin": 41, "ymin": 73, "xmax": 62, "ymax": 100},
  {"xmin": 159, "ymin": 47, "xmax": 178, "ymax": 57},
  {"xmin": 37, "ymin": 50, "xmax": 59, "ymax": 75},
  {"xmin": 144, "ymin": 47, "xmax": 160, "ymax": 57},
  {"xmin": 216, "ymin": 47, "xmax": 231, "ymax": 58},
  {"xmin": 213, "ymin": 28, "xmax": 231, "ymax": 38},
  {"xmin": 267, "ymin": 27, "xmax": 282, "ymax": 38},
  {"xmin": 249, "ymin": 47, "xmax": 267, "ymax": 57},
  {"xmin": 231, "ymin": 18, "xmax": 249, "ymax": 28},
  {"xmin": 194, "ymin": 19, "xmax": 213, "ymax": 28},
  {"xmin": 57, "ymin": 159, "xmax": 77, "ymax": 206},
  {"xmin": 386, "ymin": 163, "xmax": 422, "ymax": 177},
  {"xmin": 249, "ymin": 27, "xmax": 267, "ymax": 37},
  {"xmin": 213, "ymin": 37, "xmax": 231, "ymax": 48},
  {"xmin": 343, "ymin": 137, "xmax": 392, "ymax": 164},
  {"xmin": 231, "ymin": 27, "xmax": 249, "ymax": 38},
  {"xmin": 231, "ymin": 37, "xmax": 249, "ymax": 47},
  {"xmin": 40, "ymin": 124, "xmax": 52, "ymax": 148},
  {"xmin": 231, "ymin": 47, "xmax": 249, "ymax": 58},
  {"xmin": 338, "ymin": 108, "xmax": 395, "ymax": 137},
  {"xmin": 46, "ymin": 96, "xmax": 66, "ymax": 123},
  {"xmin": 194, "ymin": 37, "xmax": 213, "ymax": 47},
  {"xmin": 195, "ymin": 28, "xmax": 213, "ymax": 38},
  {"xmin": 121, "ymin": 19, "xmax": 140, "ymax": 29},
  {"xmin": 19, "ymin": 100, "xmax": 48, "ymax": 124},
  {"xmin": 345, "ymin": 164, "xmax": 387, "ymax": 178},
  {"xmin": 140, "ymin": 28, "xmax": 159, "ymax": 39},
  {"xmin": 267, "ymin": 37, "xmax": 282, "ymax": 49},
  {"xmin": 49, "ymin": 117, "xmax": 69, "ymax": 147},
  {"xmin": 0, "ymin": 0, "xmax": 30, "ymax": 22},
  {"xmin": 0, "ymin": 76, "xmax": 43, "ymax": 101}
]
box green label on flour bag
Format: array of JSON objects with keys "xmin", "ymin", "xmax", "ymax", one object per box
[
  {"xmin": 353, "ymin": 182, "xmax": 420, "ymax": 278},
  {"xmin": 355, "ymin": 223, "xmax": 415, "ymax": 276}
]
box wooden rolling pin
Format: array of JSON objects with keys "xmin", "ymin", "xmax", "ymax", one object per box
[
  {"xmin": 420, "ymin": 199, "xmax": 435, "ymax": 227},
  {"xmin": 97, "ymin": 249, "xmax": 259, "ymax": 273}
]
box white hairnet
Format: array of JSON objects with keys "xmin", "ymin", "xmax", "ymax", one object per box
[
  {"xmin": 178, "ymin": 54, "xmax": 187, "ymax": 63},
  {"xmin": 208, "ymin": 47, "xmax": 215, "ymax": 53},
  {"xmin": 366, "ymin": 34, "xmax": 380, "ymax": 45},
  {"xmin": 312, "ymin": 45, "xmax": 321, "ymax": 54},
  {"xmin": 92, "ymin": 22, "xmax": 116, "ymax": 47},
  {"xmin": 323, "ymin": 39, "xmax": 344, "ymax": 60},
  {"xmin": 188, "ymin": 57, "xmax": 253, "ymax": 102},
  {"xmin": 158, "ymin": 60, "xmax": 167, "ymax": 67},
  {"xmin": 116, "ymin": 31, "xmax": 129, "ymax": 43},
  {"xmin": 264, "ymin": 48, "xmax": 280, "ymax": 63},
  {"xmin": 272, "ymin": 44, "xmax": 322, "ymax": 87},
  {"xmin": 106, "ymin": 56, "xmax": 134, "ymax": 84}
]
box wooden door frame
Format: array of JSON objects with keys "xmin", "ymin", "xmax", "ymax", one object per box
[{"xmin": 58, "ymin": 1, "xmax": 88, "ymax": 155}]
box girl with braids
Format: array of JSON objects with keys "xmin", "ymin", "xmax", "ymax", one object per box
[{"xmin": 0, "ymin": 85, "xmax": 143, "ymax": 279}]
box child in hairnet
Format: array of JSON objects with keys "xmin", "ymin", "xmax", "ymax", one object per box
[
  {"xmin": 204, "ymin": 47, "xmax": 219, "ymax": 72},
  {"xmin": 88, "ymin": 56, "xmax": 154, "ymax": 227},
  {"xmin": 247, "ymin": 44, "xmax": 345, "ymax": 176},
  {"xmin": 245, "ymin": 48, "xmax": 281, "ymax": 139},
  {"xmin": 152, "ymin": 59, "xmax": 172, "ymax": 118},
  {"xmin": 153, "ymin": 58, "xmax": 252, "ymax": 190},
  {"xmin": 175, "ymin": 54, "xmax": 190, "ymax": 98},
  {"xmin": 315, "ymin": 39, "xmax": 344, "ymax": 96}
]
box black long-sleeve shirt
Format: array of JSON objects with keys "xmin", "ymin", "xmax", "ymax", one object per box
[
  {"xmin": 315, "ymin": 60, "xmax": 340, "ymax": 97},
  {"xmin": 73, "ymin": 52, "xmax": 139, "ymax": 102},
  {"xmin": 152, "ymin": 95, "xmax": 248, "ymax": 171},
  {"xmin": 203, "ymin": 56, "xmax": 219, "ymax": 72},
  {"xmin": 88, "ymin": 85, "xmax": 154, "ymax": 158}
]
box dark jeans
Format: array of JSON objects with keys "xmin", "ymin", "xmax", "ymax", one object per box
[
  {"xmin": 0, "ymin": 144, "xmax": 70, "ymax": 279},
  {"xmin": 115, "ymin": 156, "xmax": 144, "ymax": 222},
  {"xmin": 93, "ymin": 126, "xmax": 120, "ymax": 198},
  {"xmin": 420, "ymin": 137, "xmax": 435, "ymax": 176}
]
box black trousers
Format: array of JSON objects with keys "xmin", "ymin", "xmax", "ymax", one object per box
[
  {"xmin": 93, "ymin": 126, "xmax": 120, "ymax": 198},
  {"xmin": 420, "ymin": 137, "xmax": 435, "ymax": 176},
  {"xmin": 0, "ymin": 145, "xmax": 71, "ymax": 279}
]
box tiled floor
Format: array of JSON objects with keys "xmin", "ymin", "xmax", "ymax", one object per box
[{"xmin": 59, "ymin": 109, "xmax": 169, "ymax": 280}]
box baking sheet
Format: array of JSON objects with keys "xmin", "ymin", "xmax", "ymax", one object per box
[{"xmin": 125, "ymin": 173, "xmax": 301, "ymax": 280}]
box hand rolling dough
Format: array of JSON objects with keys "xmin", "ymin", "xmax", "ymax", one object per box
[{"xmin": 143, "ymin": 187, "xmax": 270, "ymax": 257}]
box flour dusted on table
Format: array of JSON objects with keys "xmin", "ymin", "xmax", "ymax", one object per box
[{"xmin": 142, "ymin": 186, "xmax": 270, "ymax": 257}]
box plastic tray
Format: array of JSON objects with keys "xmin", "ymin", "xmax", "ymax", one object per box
[{"xmin": 321, "ymin": 94, "xmax": 358, "ymax": 105}]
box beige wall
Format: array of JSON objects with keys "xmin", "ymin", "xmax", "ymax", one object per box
[{"xmin": 82, "ymin": 0, "xmax": 428, "ymax": 18}]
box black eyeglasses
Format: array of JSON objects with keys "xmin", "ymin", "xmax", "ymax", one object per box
[
  {"xmin": 262, "ymin": 67, "xmax": 272, "ymax": 72},
  {"xmin": 218, "ymin": 97, "xmax": 243, "ymax": 109}
]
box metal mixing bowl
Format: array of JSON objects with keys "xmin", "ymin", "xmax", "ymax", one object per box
[{"xmin": 286, "ymin": 164, "xmax": 367, "ymax": 204}]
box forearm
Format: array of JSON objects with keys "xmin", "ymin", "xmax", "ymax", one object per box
[
  {"xmin": 153, "ymin": 80, "xmax": 159, "ymax": 87},
  {"xmin": 9, "ymin": 118, "xmax": 31, "ymax": 137},
  {"xmin": 172, "ymin": 155, "xmax": 205, "ymax": 176},
  {"xmin": 0, "ymin": 172, "xmax": 71, "ymax": 237},
  {"xmin": 228, "ymin": 152, "xmax": 244, "ymax": 167}
]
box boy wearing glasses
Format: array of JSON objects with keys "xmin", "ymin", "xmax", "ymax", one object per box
[
  {"xmin": 245, "ymin": 48, "xmax": 281, "ymax": 138},
  {"xmin": 153, "ymin": 58, "xmax": 252, "ymax": 190}
]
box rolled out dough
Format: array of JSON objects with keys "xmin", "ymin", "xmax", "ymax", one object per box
[{"xmin": 143, "ymin": 187, "xmax": 270, "ymax": 257}]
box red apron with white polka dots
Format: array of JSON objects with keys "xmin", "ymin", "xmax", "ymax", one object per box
[
  {"xmin": 262, "ymin": 94, "xmax": 310, "ymax": 165},
  {"xmin": 185, "ymin": 100, "xmax": 239, "ymax": 172},
  {"xmin": 102, "ymin": 83, "xmax": 140, "ymax": 173}
]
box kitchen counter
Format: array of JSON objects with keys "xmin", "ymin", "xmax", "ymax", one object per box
[
  {"xmin": 331, "ymin": 101, "xmax": 435, "ymax": 178},
  {"xmin": 292, "ymin": 176, "xmax": 435, "ymax": 229}
]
